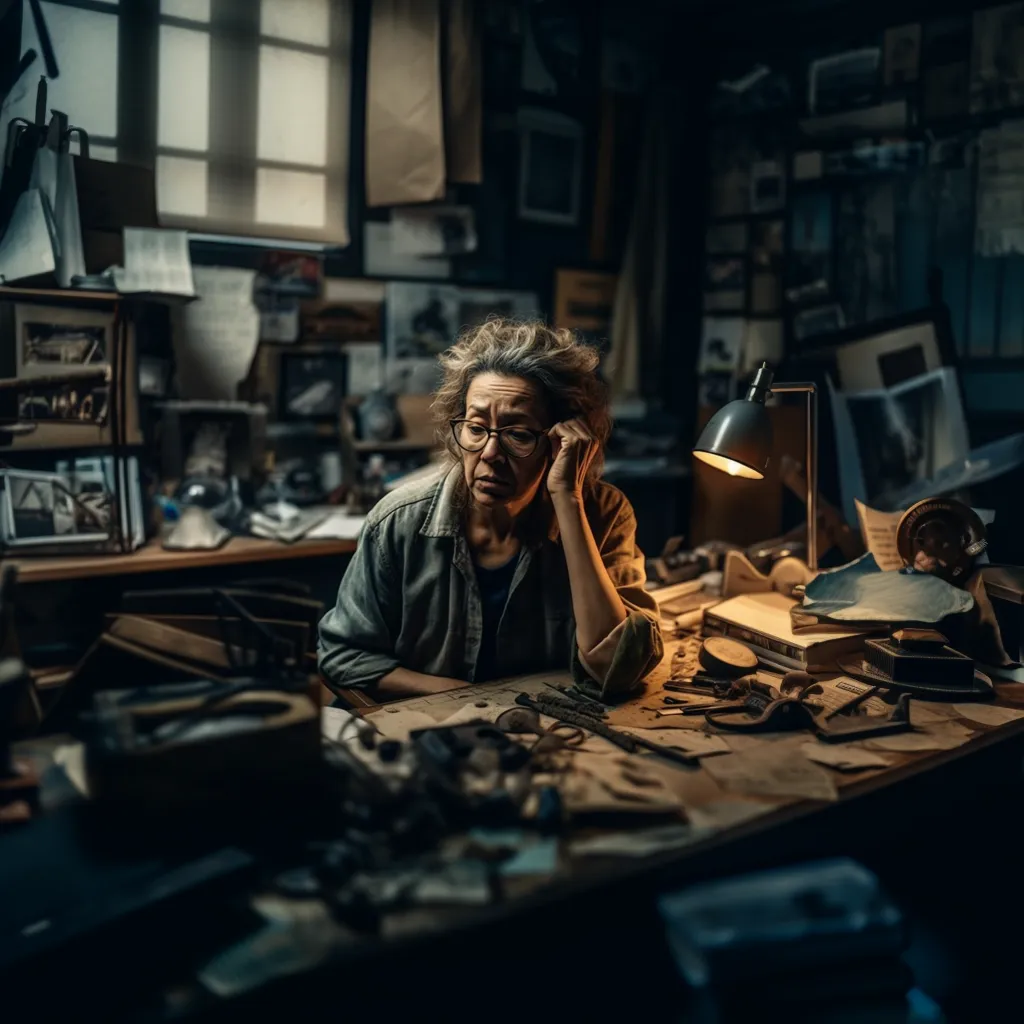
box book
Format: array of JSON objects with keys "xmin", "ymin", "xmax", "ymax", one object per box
[{"xmin": 703, "ymin": 592, "xmax": 870, "ymax": 672}]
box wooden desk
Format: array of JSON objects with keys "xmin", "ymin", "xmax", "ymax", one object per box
[
  {"xmin": 3, "ymin": 535, "xmax": 358, "ymax": 585},
  {"xmin": 359, "ymin": 639, "xmax": 1024, "ymax": 851}
]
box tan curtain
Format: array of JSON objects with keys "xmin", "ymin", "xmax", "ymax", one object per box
[{"xmin": 365, "ymin": 0, "xmax": 446, "ymax": 207}]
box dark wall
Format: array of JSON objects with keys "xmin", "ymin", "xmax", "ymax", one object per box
[{"xmin": 689, "ymin": 0, "xmax": 1024, "ymax": 436}]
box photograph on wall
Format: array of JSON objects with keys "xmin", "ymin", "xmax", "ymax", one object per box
[
  {"xmin": 517, "ymin": 108, "xmax": 583, "ymax": 225},
  {"xmin": 751, "ymin": 220, "xmax": 784, "ymax": 268},
  {"xmin": 386, "ymin": 283, "xmax": 539, "ymax": 361},
  {"xmin": 808, "ymin": 48, "xmax": 881, "ymax": 114},
  {"xmin": 750, "ymin": 159, "xmax": 785, "ymax": 213},
  {"xmin": 793, "ymin": 303, "xmax": 846, "ymax": 342},
  {"xmin": 699, "ymin": 317, "xmax": 745, "ymax": 375},
  {"xmin": 390, "ymin": 205, "xmax": 478, "ymax": 257},
  {"xmin": 884, "ymin": 24, "xmax": 921, "ymax": 86},
  {"xmin": 836, "ymin": 181, "xmax": 897, "ymax": 325},
  {"xmin": 786, "ymin": 191, "xmax": 832, "ymax": 302},
  {"xmin": 255, "ymin": 251, "xmax": 323, "ymax": 298},
  {"xmin": 280, "ymin": 353, "xmax": 347, "ymax": 420},
  {"xmin": 922, "ymin": 16, "xmax": 970, "ymax": 120},
  {"xmin": 705, "ymin": 256, "xmax": 745, "ymax": 293},
  {"xmin": 708, "ymin": 127, "xmax": 755, "ymax": 218},
  {"xmin": 750, "ymin": 272, "xmax": 781, "ymax": 314},
  {"xmin": 706, "ymin": 221, "xmax": 748, "ymax": 254},
  {"xmin": 970, "ymin": 4, "xmax": 1024, "ymax": 113}
]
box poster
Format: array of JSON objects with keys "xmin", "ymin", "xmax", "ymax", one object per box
[
  {"xmin": 970, "ymin": 4, "xmax": 1024, "ymax": 113},
  {"xmin": 976, "ymin": 120, "xmax": 1024, "ymax": 256}
]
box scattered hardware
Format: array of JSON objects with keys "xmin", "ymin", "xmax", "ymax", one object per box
[{"xmin": 514, "ymin": 694, "xmax": 699, "ymax": 766}]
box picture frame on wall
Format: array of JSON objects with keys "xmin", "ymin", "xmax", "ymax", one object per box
[{"xmin": 517, "ymin": 108, "xmax": 584, "ymax": 226}]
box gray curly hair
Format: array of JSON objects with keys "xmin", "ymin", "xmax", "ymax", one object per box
[{"xmin": 432, "ymin": 318, "xmax": 611, "ymax": 483}]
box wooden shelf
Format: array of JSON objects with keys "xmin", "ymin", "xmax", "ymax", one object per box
[
  {"xmin": 351, "ymin": 439, "xmax": 434, "ymax": 452},
  {"xmin": 4, "ymin": 534, "xmax": 358, "ymax": 585},
  {"xmin": 0, "ymin": 286, "xmax": 121, "ymax": 305}
]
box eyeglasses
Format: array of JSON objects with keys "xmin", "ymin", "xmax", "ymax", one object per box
[{"xmin": 450, "ymin": 419, "xmax": 546, "ymax": 459}]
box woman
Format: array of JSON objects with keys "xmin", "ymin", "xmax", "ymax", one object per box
[{"xmin": 318, "ymin": 320, "xmax": 663, "ymax": 701}]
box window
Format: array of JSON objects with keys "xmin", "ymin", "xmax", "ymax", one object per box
[{"xmin": 1, "ymin": 0, "xmax": 352, "ymax": 245}]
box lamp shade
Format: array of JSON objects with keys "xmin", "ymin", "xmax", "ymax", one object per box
[{"xmin": 692, "ymin": 399, "xmax": 773, "ymax": 480}]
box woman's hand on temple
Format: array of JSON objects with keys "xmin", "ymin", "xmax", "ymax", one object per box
[{"xmin": 546, "ymin": 419, "xmax": 597, "ymax": 499}]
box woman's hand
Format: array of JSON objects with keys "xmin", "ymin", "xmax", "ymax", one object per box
[{"xmin": 546, "ymin": 419, "xmax": 598, "ymax": 499}]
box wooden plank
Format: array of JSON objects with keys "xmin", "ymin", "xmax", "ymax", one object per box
[{"xmin": 5, "ymin": 535, "xmax": 358, "ymax": 585}]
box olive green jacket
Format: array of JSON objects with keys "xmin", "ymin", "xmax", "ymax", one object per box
[{"xmin": 318, "ymin": 467, "xmax": 663, "ymax": 699}]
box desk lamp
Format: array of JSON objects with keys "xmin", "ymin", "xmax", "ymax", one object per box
[{"xmin": 692, "ymin": 362, "xmax": 819, "ymax": 571}]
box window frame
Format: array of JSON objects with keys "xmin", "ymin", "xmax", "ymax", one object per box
[{"xmin": 33, "ymin": 0, "xmax": 352, "ymax": 245}]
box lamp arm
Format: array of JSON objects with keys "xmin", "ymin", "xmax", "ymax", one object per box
[{"xmin": 766, "ymin": 382, "xmax": 818, "ymax": 571}]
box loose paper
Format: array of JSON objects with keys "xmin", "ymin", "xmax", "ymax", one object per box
[
  {"xmin": 861, "ymin": 723, "xmax": 974, "ymax": 752},
  {"xmin": 621, "ymin": 727, "xmax": 730, "ymax": 758},
  {"xmin": 305, "ymin": 511, "xmax": 367, "ymax": 541},
  {"xmin": 854, "ymin": 499, "xmax": 904, "ymax": 572},
  {"xmin": 702, "ymin": 748, "xmax": 839, "ymax": 801},
  {"xmin": 365, "ymin": 706, "xmax": 439, "ymax": 742},
  {"xmin": 806, "ymin": 677, "xmax": 894, "ymax": 718},
  {"xmin": 174, "ymin": 267, "xmax": 259, "ymax": 401},
  {"xmin": 951, "ymin": 703, "xmax": 1024, "ymax": 727},
  {"xmin": 573, "ymin": 752, "xmax": 683, "ymax": 808},
  {"xmin": 115, "ymin": 228, "xmax": 195, "ymax": 297},
  {"xmin": 800, "ymin": 741, "xmax": 891, "ymax": 771}
]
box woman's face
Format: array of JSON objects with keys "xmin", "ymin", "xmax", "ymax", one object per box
[{"xmin": 459, "ymin": 373, "xmax": 551, "ymax": 511}]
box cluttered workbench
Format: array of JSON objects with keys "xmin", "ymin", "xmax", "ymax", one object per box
[{"xmin": 7, "ymin": 621, "xmax": 1024, "ymax": 1020}]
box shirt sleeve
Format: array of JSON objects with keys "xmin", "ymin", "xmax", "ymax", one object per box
[
  {"xmin": 317, "ymin": 520, "xmax": 402, "ymax": 692},
  {"xmin": 570, "ymin": 496, "xmax": 664, "ymax": 700}
]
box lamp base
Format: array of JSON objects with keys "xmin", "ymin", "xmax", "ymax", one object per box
[{"xmin": 722, "ymin": 550, "xmax": 817, "ymax": 600}]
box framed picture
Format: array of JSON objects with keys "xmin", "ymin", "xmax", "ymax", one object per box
[
  {"xmin": 280, "ymin": 352, "xmax": 347, "ymax": 420},
  {"xmin": 517, "ymin": 108, "xmax": 583, "ymax": 226},
  {"xmin": 0, "ymin": 456, "xmax": 144, "ymax": 553},
  {"xmin": 14, "ymin": 305, "xmax": 113, "ymax": 380}
]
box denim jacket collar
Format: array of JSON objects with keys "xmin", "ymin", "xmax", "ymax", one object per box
[{"xmin": 420, "ymin": 465, "xmax": 561, "ymax": 545}]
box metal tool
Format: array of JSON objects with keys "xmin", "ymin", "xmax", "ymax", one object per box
[{"xmin": 514, "ymin": 694, "xmax": 698, "ymax": 767}]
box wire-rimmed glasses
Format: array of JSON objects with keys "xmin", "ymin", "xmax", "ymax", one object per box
[{"xmin": 450, "ymin": 419, "xmax": 546, "ymax": 459}]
